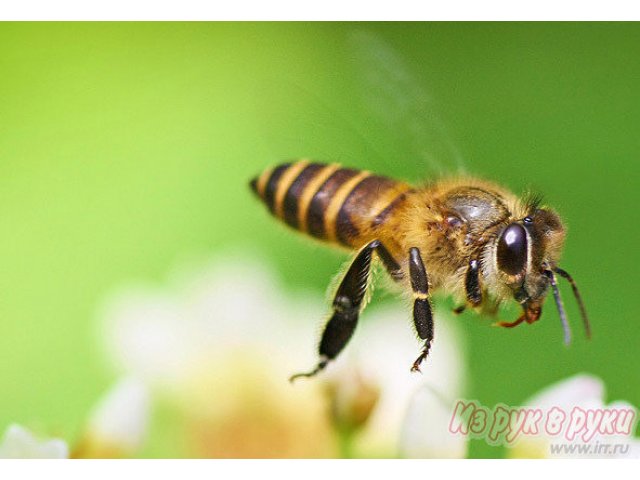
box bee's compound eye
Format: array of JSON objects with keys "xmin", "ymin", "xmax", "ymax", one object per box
[{"xmin": 497, "ymin": 223, "xmax": 528, "ymax": 276}]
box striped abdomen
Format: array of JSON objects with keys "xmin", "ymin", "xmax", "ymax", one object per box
[{"xmin": 250, "ymin": 161, "xmax": 414, "ymax": 248}]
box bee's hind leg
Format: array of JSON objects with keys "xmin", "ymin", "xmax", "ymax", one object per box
[
  {"xmin": 289, "ymin": 240, "xmax": 381, "ymax": 383},
  {"xmin": 408, "ymin": 247, "xmax": 435, "ymax": 373}
]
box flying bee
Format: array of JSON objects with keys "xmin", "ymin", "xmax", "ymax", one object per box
[{"xmin": 249, "ymin": 161, "xmax": 591, "ymax": 380}]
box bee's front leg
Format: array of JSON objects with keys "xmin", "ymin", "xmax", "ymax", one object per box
[
  {"xmin": 465, "ymin": 258, "xmax": 483, "ymax": 307},
  {"xmin": 409, "ymin": 247, "xmax": 434, "ymax": 373},
  {"xmin": 289, "ymin": 240, "xmax": 381, "ymax": 382},
  {"xmin": 452, "ymin": 259, "xmax": 484, "ymax": 315}
]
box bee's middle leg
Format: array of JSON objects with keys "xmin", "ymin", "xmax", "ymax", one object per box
[
  {"xmin": 289, "ymin": 239, "xmax": 382, "ymax": 382},
  {"xmin": 409, "ymin": 247, "xmax": 434, "ymax": 373}
]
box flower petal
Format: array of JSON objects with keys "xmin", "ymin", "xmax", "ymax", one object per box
[
  {"xmin": 399, "ymin": 385, "xmax": 468, "ymax": 458},
  {"xmin": 324, "ymin": 305, "xmax": 467, "ymax": 456},
  {"xmin": 525, "ymin": 373, "xmax": 605, "ymax": 411},
  {"xmin": 99, "ymin": 286, "xmax": 198, "ymax": 389},
  {"xmin": 0, "ymin": 424, "xmax": 68, "ymax": 459},
  {"xmin": 84, "ymin": 376, "xmax": 150, "ymax": 456},
  {"xmin": 508, "ymin": 374, "xmax": 639, "ymax": 459}
]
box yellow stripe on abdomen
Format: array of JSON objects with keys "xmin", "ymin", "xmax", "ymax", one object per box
[
  {"xmin": 273, "ymin": 160, "xmax": 310, "ymax": 219},
  {"xmin": 297, "ymin": 163, "xmax": 341, "ymax": 233},
  {"xmin": 324, "ymin": 171, "xmax": 371, "ymax": 243}
]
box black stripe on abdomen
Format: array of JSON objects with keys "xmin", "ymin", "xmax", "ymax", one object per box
[
  {"xmin": 282, "ymin": 163, "xmax": 324, "ymax": 228},
  {"xmin": 335, "ymin": 175, "xmax": 398, "ymax": 246},
  {"xmin": 306, "ymin": 168, "xmax": 359, "ymax": 239},
  {"xmin": 263, "ymin": 163, "xmax": 291, "ymax": 213}
]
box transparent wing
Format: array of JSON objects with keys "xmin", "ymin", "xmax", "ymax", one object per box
[
  {"xmin": 251, "ymin": 76, "xmax": 387, "ymax": 169},
  {"xmin": 347, "ymin": 30, "xmax": 467, "ymax": 178},
  {"xmin": 251, "ymin": 29, "xmax": 466, "ymax": 181}
]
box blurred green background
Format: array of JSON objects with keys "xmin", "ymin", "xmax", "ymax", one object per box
[{"xmin": 0, "ymin": 22, "xmax": 638, "ymax": 458}]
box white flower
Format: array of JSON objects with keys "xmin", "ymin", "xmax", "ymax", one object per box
[
  {"xmin": 99, "ymin": 253, "xmax": 323, "ymax": 392},
  {"xmin": 98, "ymin": 252, "xmax": 336, "ymax": 457},
  {"xmin": 399, "ymin": 385, "xmax": 468, "ymax": 459},
  {"xmin": 97, "ymin": 251, "xmax": 468, "ymax": 458},
  {"xmin": 0, "ymin": 377, "xmax": 149, "ymax": 459},
  {"xmin": 507, "ymin": 373, "xmax": 640, "ymax": 459},
  {"xmin": 0, "ymin": 424, "xmax": 68, "ymax": 459}
]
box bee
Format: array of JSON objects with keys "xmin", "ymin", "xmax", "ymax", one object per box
[{"xmin": 250, "ymin": 161, "xmax": 591, "ymax": 381}]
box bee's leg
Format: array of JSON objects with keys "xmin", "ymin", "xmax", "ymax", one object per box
[
  {"xmin": 376, "ymin": 243, "xmax": 404, "ymax": 282},
  {"xmin": 454, "ymin": 260, "xmax": 483, "ymax": 315},
  {"xmin": 409, "ymin": 247, "xmax": 434, "ymax": 373},
  {"xmin": 465, "ymin": 259, "xmax": 482, "ymax": 307},
  {"xmin": 289, "ymin": 240, "xmax": 380, "ymax": 382}
]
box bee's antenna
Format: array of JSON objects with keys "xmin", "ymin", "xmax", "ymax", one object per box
[
  {"xmin": 553, "ymin": 267, "xmax": 592, "ymax": 340},
  {"xmin": 544, "ymin": 270, "xmax": 571, "ymax": 345}
]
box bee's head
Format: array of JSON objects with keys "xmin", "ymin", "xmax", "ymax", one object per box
[
  {"xmin": 494, "ymin": 208, "xmax": 566, "ymax": 304},
  {"xmin": 488, "ymin": 206, "xmax": 589, "ymax": 343}
]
